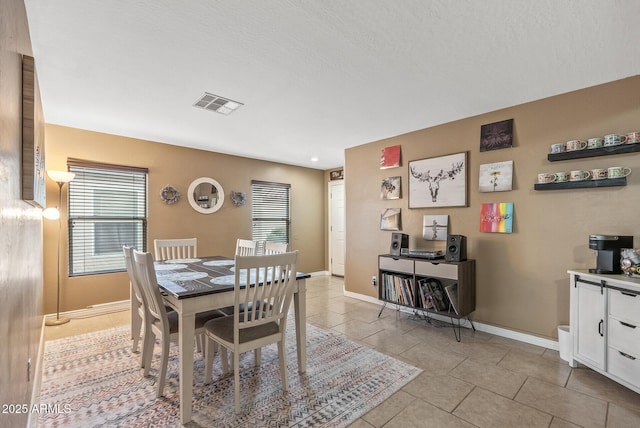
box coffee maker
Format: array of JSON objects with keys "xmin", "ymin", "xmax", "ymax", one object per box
[{"xmin": 589, "ymin": 234, "xmax": 634, "ymax": 274}]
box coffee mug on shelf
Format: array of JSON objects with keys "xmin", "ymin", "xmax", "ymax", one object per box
[
  {"xmin": 550, "ymin": 143, "xmax": 566, "ymax": 154},
  {"xmin": 587, "ymin": 137, "xmax": 604, "ymax": 149},
  {"xmin": 555, "ymin": 171, "xmax": 570, "ymax": 182},
  {"xmin": 589, "ymin": 168, "xmax": 608, "ymax": 180},
  {"xmin": 604, "ymin": 134, "xmax": 628, "ymax": 146},
  {"xmin": 625, "ymin": 131, "xmax": 640, "ymax": 144},
  {"xmin": 607, "ymin": 166, "xmax": 632, "ymax": 179},
  {"xmin": 537, "ymin": 173, "xmax": 557, "ymax": 184},
  {"xmin": 569, "ymin": 170, "xmax": 591, "ymax": 181},
  {"xmin": 566, "ymin": 140, "xmax": 587, "ymax": 151}
]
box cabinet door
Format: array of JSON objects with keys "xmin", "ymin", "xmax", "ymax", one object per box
[{"xmin": 574, "ymin": 282, "xmax": 606, "ymax": 370}]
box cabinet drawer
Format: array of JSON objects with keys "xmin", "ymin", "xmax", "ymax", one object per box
[
  {"xmin": 608, "ymin": 316, "xmax": 640, "ymax": 356},
  {"xmin": 415, "ymin": 260, "xmax": 458, "ymax": 279},
  {"xmin": 608, "ymin": 346, "xmax": 640, "ymax": 389},
  {"xmin": 379, "ymin": 257, "xmax": 413, "ymax": 274},
  {"xmin": 609, "ymin": 288, "xmax": 640, "ymax": 324}
]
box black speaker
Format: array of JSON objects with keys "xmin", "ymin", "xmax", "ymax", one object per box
[
  {"xmin": 445, "ymin": 235, "xmax": 467, "ymax": 262},
  {"xmin": 390, "ymin": 233, "xmax": 409, "ymax": 256}
]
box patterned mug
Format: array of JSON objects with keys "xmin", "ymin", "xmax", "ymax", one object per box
[
  {"xmin": 626, "ymin": 131, "xmax": 640, "ymax": 144},
  {"xmin": 604, "ymin": 134, "xmax": 628, "ymax": 146}
]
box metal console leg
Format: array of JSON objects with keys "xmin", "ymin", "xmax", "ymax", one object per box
[
  {"xmin": 378, "ymin": 301, "xmax": 388, "ymax": 318},
  {"xmin": 451, "ymin": 317, "xmax": 462, "ymax": 342}
]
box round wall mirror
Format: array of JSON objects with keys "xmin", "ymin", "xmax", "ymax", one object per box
[{"xmin": 187, "ymin": 177, "xmax": 225, "ymax": 214}]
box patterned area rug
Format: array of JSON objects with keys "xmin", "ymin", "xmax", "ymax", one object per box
[{"xmin": 38, "ymin": 320, "xmax": 421, "ymax": 427}]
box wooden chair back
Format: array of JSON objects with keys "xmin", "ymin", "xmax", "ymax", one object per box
[
  {"xmin": 235, "ymin": 239, "xmax": 257, "ymax": 256},
  {"xmin": 154, "ymin": 238, "xmax": 197, "ymax": 260}
]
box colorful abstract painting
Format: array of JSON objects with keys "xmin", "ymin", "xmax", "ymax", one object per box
[
  {"xmin": 480, "ymin": 202, "xmax": 513, "ymax": 233},
  {"xmin": 380, "ymin": 145, "xmax": 401, "ymax": 169}
]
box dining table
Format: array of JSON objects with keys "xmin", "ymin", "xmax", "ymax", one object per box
[{"xmin": 150, "ymin": 255, "xmax": 309, "ymax": 424}]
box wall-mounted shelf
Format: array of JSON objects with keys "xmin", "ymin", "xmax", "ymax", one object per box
[
  {"xmin": 534, "ymin": 177, "xmax": 626, "ymax": 191},
  {"xmin": 548, "ymin": 144, "xmax": 640, "ymax": 161}
]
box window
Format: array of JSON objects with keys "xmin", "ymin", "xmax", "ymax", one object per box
[
  {"xmin": 251, "ymin": 180, "xmax": 290, "ymax": 244},
  {"xmin": 67, "ymin": 159, "xmax": 148, "ymax": 276}
]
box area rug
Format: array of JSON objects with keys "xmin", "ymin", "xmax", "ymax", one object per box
[{"xmin": 38, "ymin": 320, "xmax": 421, "ymax": 427}]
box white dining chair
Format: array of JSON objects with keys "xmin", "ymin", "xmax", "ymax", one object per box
[
  {"xmin": 203, "ymin": 251, "xmax": 299, "ymax": 413},
  {"xmin": 123, "ymin": 245, "xmax": 146, "ymax": 358},
  {"xmin": 154, "ymin": 238, "xmax": 197, "ymax": 261},
  {"xmin": 235, "ymin": 239, "xmax": 257, "ymax": 256},
  {"xmin": 132, "ymin": 250, "xmax": 225, "ymax": 397},
  {"xmin": 263, "ymin": 242, "xmax": 289, "ymax": 254}
]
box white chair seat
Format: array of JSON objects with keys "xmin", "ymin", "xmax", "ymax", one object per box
[{"xmin": 204, "ymin": 316, "xmax": 279, "ymax": 343}]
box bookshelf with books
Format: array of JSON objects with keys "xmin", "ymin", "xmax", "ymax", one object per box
[{"xmin": 378, "ymin": 254, "xmax": 476, "ymax": 340}]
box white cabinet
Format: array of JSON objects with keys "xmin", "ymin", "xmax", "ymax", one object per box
[
  {"xmin": 573, "ymin": 281, "xmax": 606, "ymax": 370},
  {"xmin": 569, "ymin": 270, "xmax": 640, "ymax": 394}
]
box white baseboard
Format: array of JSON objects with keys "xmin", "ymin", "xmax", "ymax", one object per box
[
  {"xmin": 310, "ymin": 270, "xmax": 330, "ymax": 277},
  {"xmin": 343, "ymin": 289, "xmax": 559, "ymax": 351},
  {"xmin": 44, "ymin": 300, "xmax": 130, "ymax": 322}
]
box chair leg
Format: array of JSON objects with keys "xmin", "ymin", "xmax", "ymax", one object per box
[
  {"xmin": 156, "ymin": 336, "xmax": 169, "ymax": 398},
  {"xmin": 220, "ymin": 347, "xmax": 229, "ymax": 374},
  {"xmin": 131, "ymin": 309, "xmax": 142, "ymax": 353},
  {"xmin": 204, "ymin": 338, "xmax": 216, "ymax": 383},
  {"xmin": 278, "ymin": 340, "xmax": 288, "ymax": 391},
  {"xmin": 254, "ymin": 348, "xmax": 261, "ymax": 366},
  {"xmin": 234, "ymin": 349, "xmax": 241, "ymax": 414},
  {"xmin": 142, "ymin": 331, "xmax": 155, "ymax": 375},
  {"xmin": 195, "ymin": 334, "xmax": 203, "ymax": 354}
]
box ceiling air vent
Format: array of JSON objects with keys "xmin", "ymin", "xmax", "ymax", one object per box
[{"xmin": 193, "ymin": 92, "xmax": 243, "ymax": 115}]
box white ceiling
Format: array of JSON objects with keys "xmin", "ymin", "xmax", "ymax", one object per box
[{"xmin": 24, "ymin": 0, "xmax": 640, "ymax": 170}]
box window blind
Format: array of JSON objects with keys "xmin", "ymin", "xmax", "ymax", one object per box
[
  {"xmin": 67, "ymin": 159, "xmax": 148, "ymax": 276},
  {"xmin": 251, "ymin": 180, "xmax": 290, "ymax": 244}
]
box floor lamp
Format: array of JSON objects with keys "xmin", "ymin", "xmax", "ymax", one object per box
[{"xmin": 43, "ymin": 170, "xmax": 75, "ymax": 326}]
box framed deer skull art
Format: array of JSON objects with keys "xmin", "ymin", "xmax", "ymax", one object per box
[{"xmin": 408, "ymin": 152, "xmax": 467, "ymax": 208}]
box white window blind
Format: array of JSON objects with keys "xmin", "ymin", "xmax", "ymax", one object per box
[
  {"xmin": 251, "ymin": 180, "xmax": 290, "ymax": 244},
  {"xmin": 67, "ymin": 159, "xmax": 148, "ymax": 276}
]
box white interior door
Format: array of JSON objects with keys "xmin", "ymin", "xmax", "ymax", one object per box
[{"xmin": 329, "ymin": 180, "xmax": 345, "ymax": 276}]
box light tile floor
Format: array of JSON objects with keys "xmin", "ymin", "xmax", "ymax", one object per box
[{"xmin": 44, "ymin": 275, "xmax": 640, "ymax": 427}]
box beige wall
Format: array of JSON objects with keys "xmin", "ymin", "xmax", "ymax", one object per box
[
  {"xmin": 0, "ymin": 0, "xmax": 41, "ymax": 425},
  {"xmin": 345, "ymin": 76, "xmax": 640, "ymax": 340},
  {"xmin": 44, "ymin": 125, "xmax": 326, "ymax": 313}
]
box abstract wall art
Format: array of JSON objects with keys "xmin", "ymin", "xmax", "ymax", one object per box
[
  {"xmin": 381, "ymin": 176, "xmax": 401, "ymax": 199},
  {"xmin": 380, "ymin": 208, "xmax": 401, "ymax": 231},
  {"xmin": 480, "ymin": 119, "xmax": 513, "ymax": 152},
  {"xmin": 380, "ymin": 145, "xmax": 401, "ymax": 169},
  {"xmin": 480, "ymin": 202, "xmax": 513, "ymax": 233}
]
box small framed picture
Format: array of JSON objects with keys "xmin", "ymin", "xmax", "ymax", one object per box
[
  {"xmin": 423, "ymin": 215, "xmax": 448, "ymax": 241},
  {"xmin": 381, "ymin": 176, "xmax": 401, "ymax": 199},
  {"xmin": 380, "ymin": 208, "xmax": 401, "ymax": 231},
  {"xmin": 330, "ymin": 169, "xmax": 344, "ymax": 180},
  {"xmin": 479, "ymin": 161, "xmax": 513, "ymax": 192},
  {"xmin": 480, "ymin": 202, "xmax": 514, "ymax": 233},
  {"xmin": 380, "ymin": 145, "xmax": 401, "ymax": 169},
  {"xmin": 480, "ymin": 119, "xmax": 513, "ymax": 152}
]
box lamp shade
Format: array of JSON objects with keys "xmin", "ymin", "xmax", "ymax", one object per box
[
  {"xmin": 47, "ymin": 170, "xmax": 75, "ymax": 183},
  {"xmin": 42, "ymin": 207, "xmax": 61, "ymax": 220}
]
